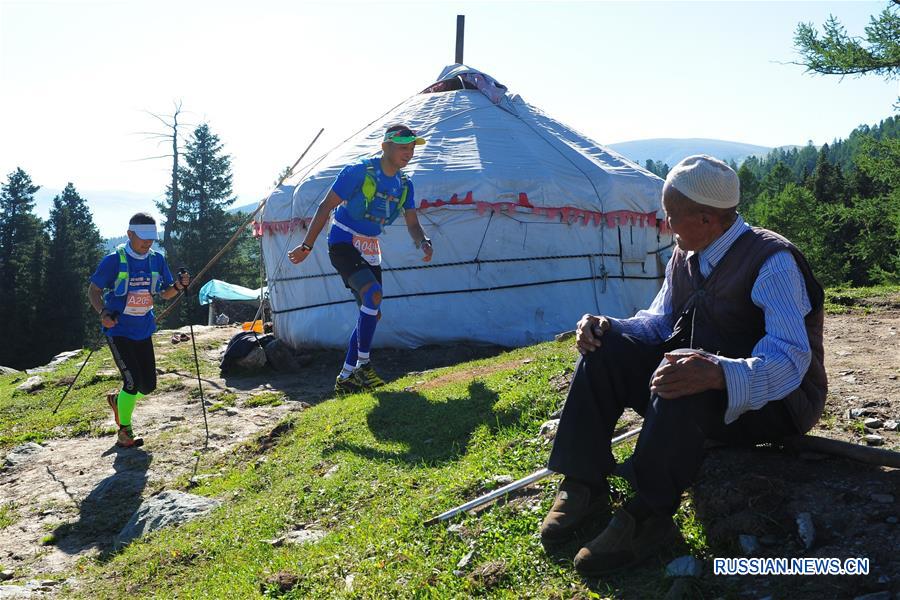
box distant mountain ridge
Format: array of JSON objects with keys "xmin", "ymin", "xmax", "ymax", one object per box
[{"xmin": 607, "ymin": 138, "xmax": 788, "ymax": 168}]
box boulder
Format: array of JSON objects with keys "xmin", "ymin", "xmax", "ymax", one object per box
[
  {"xmin": 4, "ymin": 443, "xmax": 44, "ymax": 468},
  {"xmin": 15, "ymin": 376, "xmax": 43, "ymax": 393},
  {"xmin": 115, "ymin": 490, "xmax": 221, "ymax": 548}
]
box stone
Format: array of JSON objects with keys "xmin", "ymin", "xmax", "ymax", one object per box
[
  {"xmin": 0, "ymin": 571, "xmax": 12, "ymax": 581},
  {"xmin": 0, "ymin": 366, "xmax": 20, "ymax": 375},
  {"xmin": 665, "ymin": 555, "xmax": 704, "ymax": 578},
  {"xmin": 0, "ymin": 585, "xmax": 29, "ymax": 597},
  {"xmin": 738, "ymin": 534, "xmax": 760, "ymax": 556},
  {"xmin": 883, "ymin": 420, "xmax": 898, "ymax": 431},
  {"xmin": 539, "ymin": 419, "xmax": 559, "ymax": 440},
  {"xmin": 848, "ymin": 408, "xmax": 870, "ymax": 419},
  {"xmin": 27, "ymin": 350, "xmax": 83, "ymax": 374},
  {"xmin": 4, "ymin": 442, "xmax": 44, "ymax": 467},
  {"xmin": 870, "ymin": 493, "xmax": 894, "ymax": 504},
  {"xmin": 457, "ymin": 550, "xmax": 474, "ymax": 569},
  {"xmin": 15, "ymin": 376, "xmax": 43, "ymax": 393},
  {"xmin": 864, "ymin": 418, "xmax": 883, "ymax": 429},
  {"xmin": 214, "ymin": 313, "xmax": 230, "ymax": 325},
  {"xmin": 267, "ymin": 526, "xmax": 327, "ymax": 547},
  {"xmin": 886, "ymin": 516, "xmax": 898, "ymax": 524},
  {"xmin": 554, "ymin": 330, "xmax": 575, "ymax": 342},
  {"xmin": 864, "ymin": 434, "xmax": 884, "ymax": 447},
  {"xmin": 796, "ymin": 512, "xmax": 815, "ymax": 550},
  {"xmin": 115, "ymin": 490, "xmax": 221, "ymax": 548}
]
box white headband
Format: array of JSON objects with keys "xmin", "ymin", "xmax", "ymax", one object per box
[{"xmin": 128, "ymin": 224, "xmax": 158, "ymax": 240}]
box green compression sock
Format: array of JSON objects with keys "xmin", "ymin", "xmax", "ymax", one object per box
[{"xmin": 116, "ymin": 390, "xmax": 139, "ymax": 427}]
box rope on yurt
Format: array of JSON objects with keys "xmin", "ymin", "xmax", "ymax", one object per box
[{"xmin": 270, "ymin": 272, "xmax": 664, "ymax": 315}]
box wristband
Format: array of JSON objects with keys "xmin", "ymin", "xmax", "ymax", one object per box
[
  {"xmin": 300, "ymin": 242, "xmax": 313, "ymax": 251},
  {"xmin": 416, "ymin": 237, "xmax": 431, "ymax": 249}
]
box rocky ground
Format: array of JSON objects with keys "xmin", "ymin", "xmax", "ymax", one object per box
[
  {"xmin": 0, "ymin": 296, "xmax": 897, "ymax": 599},
  {"xmin": 687, "ymin": 296, "xmax": 900, "ymax": 600}
]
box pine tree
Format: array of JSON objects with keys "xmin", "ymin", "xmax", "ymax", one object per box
[
  {"xmin": 811, "ymin": 144, "xmax": 848, "ymax": 204},
  {"xmin": 41, "ymin": 183, "xmax": 105, "ymax": 355},
  {"xmin": 167, "ymin": 123, "xmax": 249, "ymax": 324},
  {"xmin": 0, "ymin": 168, "xmax": 48, "ymax": 368},
  {"xmin": 794, "ymin": 3, "xmax": 900, "ymax": 79}
]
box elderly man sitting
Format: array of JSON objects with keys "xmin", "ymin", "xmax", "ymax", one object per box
[{"xmin": 541, "ymin": 154, "xmax": 826, "ymax": 576}]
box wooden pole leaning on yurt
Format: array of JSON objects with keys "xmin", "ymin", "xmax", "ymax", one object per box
[
  {"xmin": 455, "ymin": 15, "xmax": 465, "ymax": 64},
  {"xmin": 156, "ymin": 127, "xmax": 324, "ymax": 324}
]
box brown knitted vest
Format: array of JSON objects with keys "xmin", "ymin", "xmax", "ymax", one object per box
[{"xmin": 669, "ymin": 227, "xmax": 827, "ymax": 433}]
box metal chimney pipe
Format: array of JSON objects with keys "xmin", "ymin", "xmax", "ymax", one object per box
[{"xmin": 455, "ymin": 15, "xmax": 465, "ymax": 64}]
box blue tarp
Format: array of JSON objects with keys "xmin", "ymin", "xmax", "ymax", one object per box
[{"xmin": 199, "ymin": 279, "xmax": 265, "ymax": 306}]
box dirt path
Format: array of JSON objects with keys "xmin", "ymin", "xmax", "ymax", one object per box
[{"xmin": 0, "ymin": 326, "xmax": 315, "ymax": 584}]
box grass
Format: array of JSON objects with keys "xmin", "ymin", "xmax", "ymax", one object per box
[
  {"xmin": 823, "ymin": 283, "xmax": 900, "ymax": 314},
  {"xmin": 0, "ymin": 348, "xmax": 120, "ymax": 450},
  {"xmin": 0, "ymin": 502, "xmax": 17, "ymax": 530},
  {"xmin": 6, "ymin": 287, "xmax": 893, "ymax": 597},
  {"xmin": 243, "ymin": 392, "xmax": 285, "ymax": 408},
  {"xmin": 54, "ymin": 342, "xmax": 699, "ymax": 600},
  {"xmin": 0, "ymin": 330, "xmax": 223, "ymax": 451}
]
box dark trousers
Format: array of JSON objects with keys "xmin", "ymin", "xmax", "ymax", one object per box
[
  {"xmin": 547, "ymin": 331, "xmax": 797, "ymax": 516},
  {"xmin": 107, "ymin": 336, "xmax": 157, "ymax": 395}
]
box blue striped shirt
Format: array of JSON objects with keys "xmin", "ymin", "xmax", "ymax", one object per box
[{"xmin": 609, "ymin": 215, "xmax": 812, "ymax": 424}]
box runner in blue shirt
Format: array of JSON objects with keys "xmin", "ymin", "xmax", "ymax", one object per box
[
  {"xmin": 87, "ymin": 213, "xmax": 191, "ymax": 447},
  {"xmin": 288, "ymin": 124, "xmax": 434, "ymax": 394}
]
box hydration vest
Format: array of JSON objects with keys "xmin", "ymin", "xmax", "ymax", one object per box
[
  {"xmin": 113, "ymin": 244, "xmax": 164, "ymax": 297},
  {"xmin": 345, "ymin": 158, "xmax": 409, "ymax": 229}
]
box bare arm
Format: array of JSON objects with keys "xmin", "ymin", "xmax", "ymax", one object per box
[
  {"xmin": 288, "ymin": 190, "xmax": 345, "ymax": 264},
  {"xmin": 88, "ymin": 283, "xmax": 118, "ymax": 328},
  {"xmin": 404, "ymin": 209, "xmax": 433, "ymax": 263}
]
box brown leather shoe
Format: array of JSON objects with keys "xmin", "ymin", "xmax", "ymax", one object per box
[
  {"xmin": 540, "ymin": 478, "xmax": 609, "ymax": 546},
  {"xmin": 573, "ymin": 506, "xmax": 678, "ymax": 576}
]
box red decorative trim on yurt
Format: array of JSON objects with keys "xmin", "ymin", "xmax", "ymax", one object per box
[
  {"xmin": 421, "ymin": 192, "xmax": 661, "ymax": 229},
  {"xmin": 252, "ymin": 217, "xmax": 312, "ymax": 237},
  {"xmin": 253, "ymin": 192, "xmax": 667, "ymax": 237}
]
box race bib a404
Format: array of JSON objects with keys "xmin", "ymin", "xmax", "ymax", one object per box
[{"xmin": 352, "ymin": 234, "xmax": 382, "ymax": 266}]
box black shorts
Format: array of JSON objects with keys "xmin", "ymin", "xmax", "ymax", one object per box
[{"xmin": 328, "ymin": 242, "xmax": 382, "ymax": 305}]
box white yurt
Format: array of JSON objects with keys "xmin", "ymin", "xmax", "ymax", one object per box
[{"xmin": 256, "ymin": 64, "xmax": 671, "ymax": 349}]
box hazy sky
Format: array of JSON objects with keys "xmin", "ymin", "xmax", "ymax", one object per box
[{"xmin": 1, "ymin": 0, "xmax": 896, "ymax": 234}]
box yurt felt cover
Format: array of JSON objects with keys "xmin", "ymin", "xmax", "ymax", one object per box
[{"xmin": 256, "ymin": 65, "xmax": 671, "ymax": 349}]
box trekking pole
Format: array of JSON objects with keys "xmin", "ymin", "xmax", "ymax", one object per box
[
  {"xmin": 180, "ymin": 268, "xmax": 210, "ymax": 449},
  {"xmin": 424, "ymin": 427, "xmax": 642, "ymax": 526},
  {"xmin": 51, "ymin": 347, "xmax": 97, "ymax": 414}
]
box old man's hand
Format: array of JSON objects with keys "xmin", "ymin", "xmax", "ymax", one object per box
[
  {"xmin": 575, "ymin": 314, "xmax": 610, "ymax": 355},
  {"xmin": 650, "ymin": 350, "xmax": 725, "ymax": 399}
]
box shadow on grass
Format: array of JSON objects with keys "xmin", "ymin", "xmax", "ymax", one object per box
[
  {"xmin": 223, "ymin": 344, "xmax": 510, "ymax": 407},
  {"xmin": 325, "ymin": 380, "xmax": 519, "ymax": 466},
  {"xmin": 52, "ymin": 446, "xmax": 151, "ymax": 561}
]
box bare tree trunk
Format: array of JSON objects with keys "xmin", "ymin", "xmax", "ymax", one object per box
[
  {"xmin": 161, "ymin": 102, "xmax": 182, "ymax": 260},
  {"xmin": 136, "ymin": 101, "xmax": 186, "ymax": 262}
]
